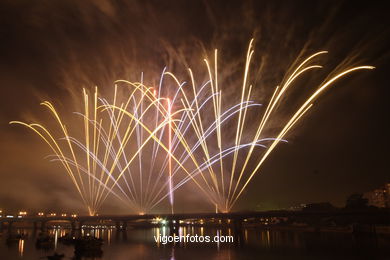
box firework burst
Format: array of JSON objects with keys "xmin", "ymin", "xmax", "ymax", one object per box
[{"xmin": 11, "ymin": 39, "xmax": 373, "ymax": 214}]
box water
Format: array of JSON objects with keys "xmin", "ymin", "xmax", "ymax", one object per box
[{"xmin": 1, "ymin": 227, "xmax": 389, "ymax": 260}]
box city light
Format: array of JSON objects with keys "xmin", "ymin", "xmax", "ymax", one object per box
[
  {"xmin": 61, "ymin": 213, "xmax": 67, "ymax": 217},
  {"xmin": 18, "ymin": 211, "xmax": 27, "ymax": 217},
  {"xmin": 71, "ymin": 214, "xmax": 77, "ymax": 218},
  {"xmin": 38, "ymin": 212, "xmax": 44, "ymax": 216},
  {"xmin": 49, "ymin": 213, "xmax": 56, "ymax": 217},
  {"xmin": 151, "ymin": 217, "xmax": 163, "ymax": 224}
]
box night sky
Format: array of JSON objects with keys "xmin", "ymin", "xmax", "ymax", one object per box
[{"xmin": 0, "ymin": 0, "xmax": 389, "ymax": 214}]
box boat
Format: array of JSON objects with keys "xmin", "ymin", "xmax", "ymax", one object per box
[
  {"xmin": 6, "ymin": 235, "xmax": 20, "ymax": 244},
  {"xmin": 58, "ymin": 233, "xmax": 76, "ymax": 245},
  {"xmin": 36, "ymin": 233, "xmax": 54, "ymax": 249},
  {"xmin": 74, "ymin": 236, "xmax": 103, "ymax": 251},
  {"xmin": 74, "ymin": 236, "xmax": 103, "ymax": 257},
  {"xmin": 16, "ymin": 233, "xmax": 28, "ymax": 239},
  {"xmin": 47, "ymin": 253, "xmax": 65, "ymax": 260}
]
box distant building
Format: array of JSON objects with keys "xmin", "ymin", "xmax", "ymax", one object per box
[
  {"xmin": 364, "ymin": 183, "xmax": 390, "ymax": 208},
  {"xmin": 289, "ymin": 204, "xmax": 306, "ymax": 211},
  {"xmin": 384, "ymin": 183, "xmax": 390, "ymax": 207},
  {"xmin": 302, "ymin": 202, "xmax": 336, "ymax": 211}
]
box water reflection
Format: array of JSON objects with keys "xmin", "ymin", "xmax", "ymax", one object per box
[
  {"xmin": 107, "ymin": 228, "xmax": 112, "ymax": 245},
  {"xmin": 170, "ymin": 247, "xmax": 175, "ymax": 260},
  {"xmin": 54, "ymin": 229, "xmax": 58, "ymax": 250},
  {"xmin": 0, "ymin": 226, "xmax": 389, "ymax": 260},
  {"xmin": 18, "ymin": 238, "xmax": 24, "ymax": 257}
]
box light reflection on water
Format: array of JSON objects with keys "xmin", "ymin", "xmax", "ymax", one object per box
[
  {"xmin": 18, "ymin": 238, "xmax": 24, "ymax": 257},
  {"xmin": 0, "ymin": 226, "xmax": 389, "ymax": 260}
]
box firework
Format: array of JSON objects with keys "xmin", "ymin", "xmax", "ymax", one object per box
[
  {"xmin": 157, "ymin": 40, "xmax": 373, "ymax": 212},
  {"xmin": 11, "ymin": 39, "xmax": 373, "ymax": 214}
]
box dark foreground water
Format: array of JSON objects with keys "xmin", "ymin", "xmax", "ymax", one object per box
[{"xmin": 1, "ymin": 227, "xmax": 390, "ymax": 260}]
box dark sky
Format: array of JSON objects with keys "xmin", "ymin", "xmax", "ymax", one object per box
[{"xmin": 0, "ymin": 0, "xmax": 389, "ymax": 214}]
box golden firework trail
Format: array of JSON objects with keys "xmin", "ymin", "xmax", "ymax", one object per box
[
  {"xmin": 158, "ymin": 40, "xmax": 374, "ymax": 212},
  {"xmin": 10, "ymin": 82, "xmax": 186, "ymax": 215},
  {"xmin": 11, "ymin": 39, "xmax": 374, "ymax": 214}
]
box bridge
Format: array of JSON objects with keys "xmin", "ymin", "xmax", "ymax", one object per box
[{"xmin": 1, "ymin": 209, "xmax": 389, "ymax": 233}]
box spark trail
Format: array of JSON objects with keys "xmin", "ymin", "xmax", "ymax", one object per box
[
  {"xmin": 159, "ymin": 40, "xmax": 374, "ymax": 212},
  {"xmin": 11, "ymin": 39, "xmax": 373, "ymax": 214}
]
